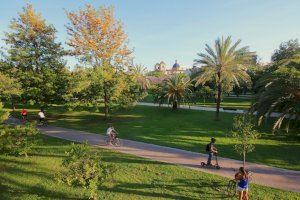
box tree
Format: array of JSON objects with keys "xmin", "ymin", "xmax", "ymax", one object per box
[
  {"xmin": 252, "ymin": 58, "xmax": 300, "ymax": 133},
  {"xmin": 163, "ymin": 74, "xmax": 192, "ymax": 110},
  {"xmin": 271, "ymin": 39, "xmax": 300, "ymax": 63},
  {"xmin": 0, "ymin": 72, "xmax": 22, "ymax": 109},
  {"xmin": 129, "ymin": 64, "xmax": 150, "ymax": 91},
  {"xmin": 3, "ymin": 3, "xmax": 68, "ymax": 104},
  {"xmin": 231, "ymin": 115, "xmax": 259, "ymax": 167},
  {"xmin": 66, "ymin": 5, "xmax": 134, "ymax": 119},
  {"xmin": 194, "ymin": 36, "xmax": 253, "ymax": 120}
]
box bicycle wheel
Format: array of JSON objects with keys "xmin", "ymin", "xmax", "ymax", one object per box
[
  {"xmin": 226, "ymin": 180, "xmax": 236, "ymax": 197},
  {"xmin": 113, "ymin": 138, "xmax": 121, "ymax": 147},
  {"xmin": 104, "ymin": 136, "xmax": 110, "ymax": 145}
]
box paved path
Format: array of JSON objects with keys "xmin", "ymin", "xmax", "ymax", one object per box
[{"xmin": 40, "ymin": 126, "xmax": 300, "ymax": 193}]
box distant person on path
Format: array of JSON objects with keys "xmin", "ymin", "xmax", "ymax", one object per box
[
  {"xmin": 235, "ymin": 167, "xmax": 249, "ymax": 200},
  {"xmin": 206, "ymin": 138, "xmax": 218, "ymax": 165},
  {"xmin": 21, "ymin": 108, "xmax": 28, "ymax": 123},
  {"xmin": 106, "ymin": 124, "xmax": 117, "ymax": 143},
  {"xmin": 38, "ymin": 109, "xmax": 45, "ymax": 123}
]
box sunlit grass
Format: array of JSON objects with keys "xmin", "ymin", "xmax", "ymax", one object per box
[{"xmin": 0, "ymin": 135, "xmax": 298, "ymax": 200}]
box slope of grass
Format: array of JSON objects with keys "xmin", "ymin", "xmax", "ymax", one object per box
[
  {"xmin": 8, "ymin": 104, "xmax": 300, "ymax": 171},
  {"xmin": 0, "ymin": 134, "xmax": 299, "ymax": 200}
]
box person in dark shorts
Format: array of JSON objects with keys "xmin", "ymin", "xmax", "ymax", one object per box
[{"xmin": 206, "ymin": 138, "xmax": 218, "ymax": 165}]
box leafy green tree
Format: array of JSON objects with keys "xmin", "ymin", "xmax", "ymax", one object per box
[
  {"xmin": 252, "ymin": 58, "xmax": 300, "ymax": 133},
  {"xmin": 146, "ymin": 70, "xmax": 165, "ymax": 77},
  {"xmin": 231, "ymin": 115, "xmax": 259, "ymax": 167},
  {"xmin": 0, "ymin": 72, "xmax": 22, "ymax": 109},
  {"xmin": 0, "ymin": 102, "xmax": 9, "ymax": 123},
  {"xmin": 271, "ymin": 39, "xmax": 300, "ymax": 63},
  {"xmin": 194, "ymin": 36, "xmax": 253, "ymax": 120},
  {"xmin": 163, "ymin": 74, "xmax": 192, "ymax": 109},
  {"xmin": 3, "ymin": 3, "xmax": 68, "ymax": 104}
]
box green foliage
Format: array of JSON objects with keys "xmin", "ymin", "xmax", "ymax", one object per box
[
  {"xmin": 231, "ymin": 114, "xmax": 259, "ymax": 166},
  {"xmin": 162, "ymin": 74, "xmax": 192, "ymax": 109},
  {"xmin": 0, "ymin": 72, "xmax": 22, "ymax": 103},
  {"xmin": 57, "ymin": 142, "xmax": 116, "ymax": 199},
  {"xmin": 253, "ymin": 58, "xmax": 300, "ymax": 133},
  {"xmin": 146, "ymin": 70, "xmax": 165, "ymax": 77},
  {"xmin": 194, "ymin": 36, "xmax": 253, "ymax": 119},
  {"xmin": 0, "ymin": 102, "xmax": 9, "ymax": 123},
  {"xmin": 3, "ymin": 4, "xmax": 69, "ymax": 104},
  {"xmin": 0, "ymin": 123, "xmax": 39, "ymax": 157},
  {"xmin": 271, "ymin": 39, "xmax": 300, "ymax": 63}
]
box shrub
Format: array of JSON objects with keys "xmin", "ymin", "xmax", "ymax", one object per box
[
  {"xmin": 57, "ymin": 142, "xmax": 116, "ymax": 200},
  {"xmin": 0, "ymin": 123, "xmax": 39, "ymax": 157},
  {"xmin": 0, "ymin": 102, "xmax": 9, "ymax": 123}
]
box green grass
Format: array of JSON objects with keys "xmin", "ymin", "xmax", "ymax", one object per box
[
  {"xmin": 142, "ymin": 94, "xmax": 253, "ymax": 109},
  {"xmin": 8, "ymin": 104, "xmax": 300, "ymax": 171},
  {"xmin": 0, "ymin": 134, "xmax": 299, "ymax": 200}
]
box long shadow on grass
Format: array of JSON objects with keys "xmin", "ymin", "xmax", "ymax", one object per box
[
  {"xmin": 0, "ymin": 176, "xmax": 81, "ymax": 199},
  {"xmin": 101, "ymin": 178, "xmax": 230, "ymax": 200}
]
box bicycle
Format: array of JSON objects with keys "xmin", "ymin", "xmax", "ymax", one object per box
[
  {"xmin": 37, "ymin": 119, "xmax": 48, "ymax": 127},
  {"xmin": 104, "ymin": 135, "xmax": 121, "ymax": 147},
  {"xmin": 226, "ymin": 170, "xmax": 253, "ymax": 197}
]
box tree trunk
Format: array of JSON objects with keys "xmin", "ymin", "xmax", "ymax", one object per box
[
  {"xmin": 243, "ymin": 151, "xmax": 246, "ymax": 168},
  {"xmin": 215, "ymin": 72, "xmax": 222, "ymax": 121},
  {"xmin": 104, "ymin": 89, "xmax": 109, "ymax": 120}
]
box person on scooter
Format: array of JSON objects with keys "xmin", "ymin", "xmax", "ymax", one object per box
[{"xmin": 206, "ymin": 138, "xmax": 218, "ymax": 166}]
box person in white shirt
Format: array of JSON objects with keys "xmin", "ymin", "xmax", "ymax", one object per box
[
  {"xmin": 38, "ymin": 109, "xmax": 45, "ymax": 123},
  {"xmin": 106, "ymin": 125, "xmax": 117, "ymax": 143}
]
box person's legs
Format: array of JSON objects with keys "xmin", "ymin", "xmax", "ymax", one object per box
[
  {"xmin": 238, "ymin": 191, "xmax": 243, "ymax": 200},
  {"xmin": 243, "ymin": 190, "xmax": 248, "ymax": 200},
  {"xmin": 207, "ymin": 152, "xmax": 213, "ymax": 165}
]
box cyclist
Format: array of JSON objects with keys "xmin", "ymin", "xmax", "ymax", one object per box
[
  {"xmin": 38, "ymin": 109, "xmax": 46, "ymax": 124},
  {"xmin": 21, "ymin": 108, "xmax": 28, "ymax": 123},
  {"xmin": 235, "ymin": 167, "xmax": 249, "ymax": 200},
  {"xmin": 106, "ymin": 125, "xmax": 117, "ymax": 144},
  {"xmin": 206, "ymin": 138, "xmax": 218, "ymax": 166}
]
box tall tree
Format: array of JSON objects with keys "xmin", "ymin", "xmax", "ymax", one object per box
[
  {"xmin": 4, "ymin": 3, "xmax": 68, "ymax": 104},
  {"xmin": 66, "ymin": 5, "xmax": 134, "ymax": 118},
  {"xmin": 194, "ymin": 36, "xmax": 253, "ymax": 120}
]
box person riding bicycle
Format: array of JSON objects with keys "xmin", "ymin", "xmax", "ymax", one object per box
[
  {"xmin": 38, "ymin": 109, "xmax": 46, "ymax": 124},
  {"xmin": 206, "ymin": 138, "xmax": 218, "ymax": 166},
  {"xmin": 235, "ymin": 167, "xmax": 249, "ymax": 200},
  {"xmin": 21, "ymin": 108, "xmax": 28, "ymax": 123},
  {"xmin": 106, "ymin": 125, "xmax": 117, "ymax": 143}
]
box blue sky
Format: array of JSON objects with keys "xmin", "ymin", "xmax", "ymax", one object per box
[{"xmin": 0, "ymin": 0, "xmax": 299, "ymax": 70}]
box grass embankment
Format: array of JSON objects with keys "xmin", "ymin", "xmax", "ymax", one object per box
[
  {"xmin": 7, "ymin": 104, "xmax": 300, "ymax": 171},
  {"xmin": 0, "ymin": 135, "xmax": 298, "ymax": 200}
]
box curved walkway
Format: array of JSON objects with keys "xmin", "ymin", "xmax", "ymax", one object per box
[{"xmin": 40, "ymin": 126, "xmax": 300, "ymax": 193}]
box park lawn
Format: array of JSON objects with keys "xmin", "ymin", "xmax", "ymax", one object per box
[
  {"xmin": 0, "ymin": 134, "xmax": 299, "ymax": 200},
  {"xmin": 142, "ymin": 94, "xmax": 253, "ymax": 109},
  {"xmin": 7, "ymin": 104, "xmax": 300, "ymax": 171}
]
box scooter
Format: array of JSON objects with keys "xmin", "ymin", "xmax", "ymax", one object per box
[{"xmin": 200, "ymin": 153, "xmax": 221, "ymax": 169}]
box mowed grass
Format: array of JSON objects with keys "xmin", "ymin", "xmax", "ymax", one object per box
[
  {"xmin": 142, "ymin": 94, "xmax": 253, "ymax": 109},
  {"xmin": 10, "ymin": 104, "xmax": 300, "ymax": 171},
  {"xmin": 0, "ymin": 134, "xmax": 299, "ymax": 200}
]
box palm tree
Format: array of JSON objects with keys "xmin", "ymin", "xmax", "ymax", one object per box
[
  {"xmin": 163, "ymin": 74, "xmax": 192, "ymax": 109},
  {"xmin": 194, "ymin": 36, "xmax": 253, "ymax": 120},
  {"xmin": 252, "ymin": 57, "xmax": 300, "ymax": 133},
  {"xmin": 129, "ymin": 64, "xmax": 150, "ymax": 90}
]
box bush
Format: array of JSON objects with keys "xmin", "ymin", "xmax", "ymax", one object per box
[
  {"xmin": 0, "ymin": 102, "xmax": 9, "ymax": 123},
  {"xmin": 0, "ymin": 123, "xmax": 39, "ymax": 157},
  {"xmin": 57, "ymin": 142, "xmax": 116, "ymax": 199}
]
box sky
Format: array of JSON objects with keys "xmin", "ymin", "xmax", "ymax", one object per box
[{"xmin": 0, "ymin": 0, "xmax": 300, "ymax": 71}]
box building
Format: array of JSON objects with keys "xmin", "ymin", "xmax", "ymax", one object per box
[{"xmin": 154, "ymin": 60, "xmax": 186, "ymax": 75}]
